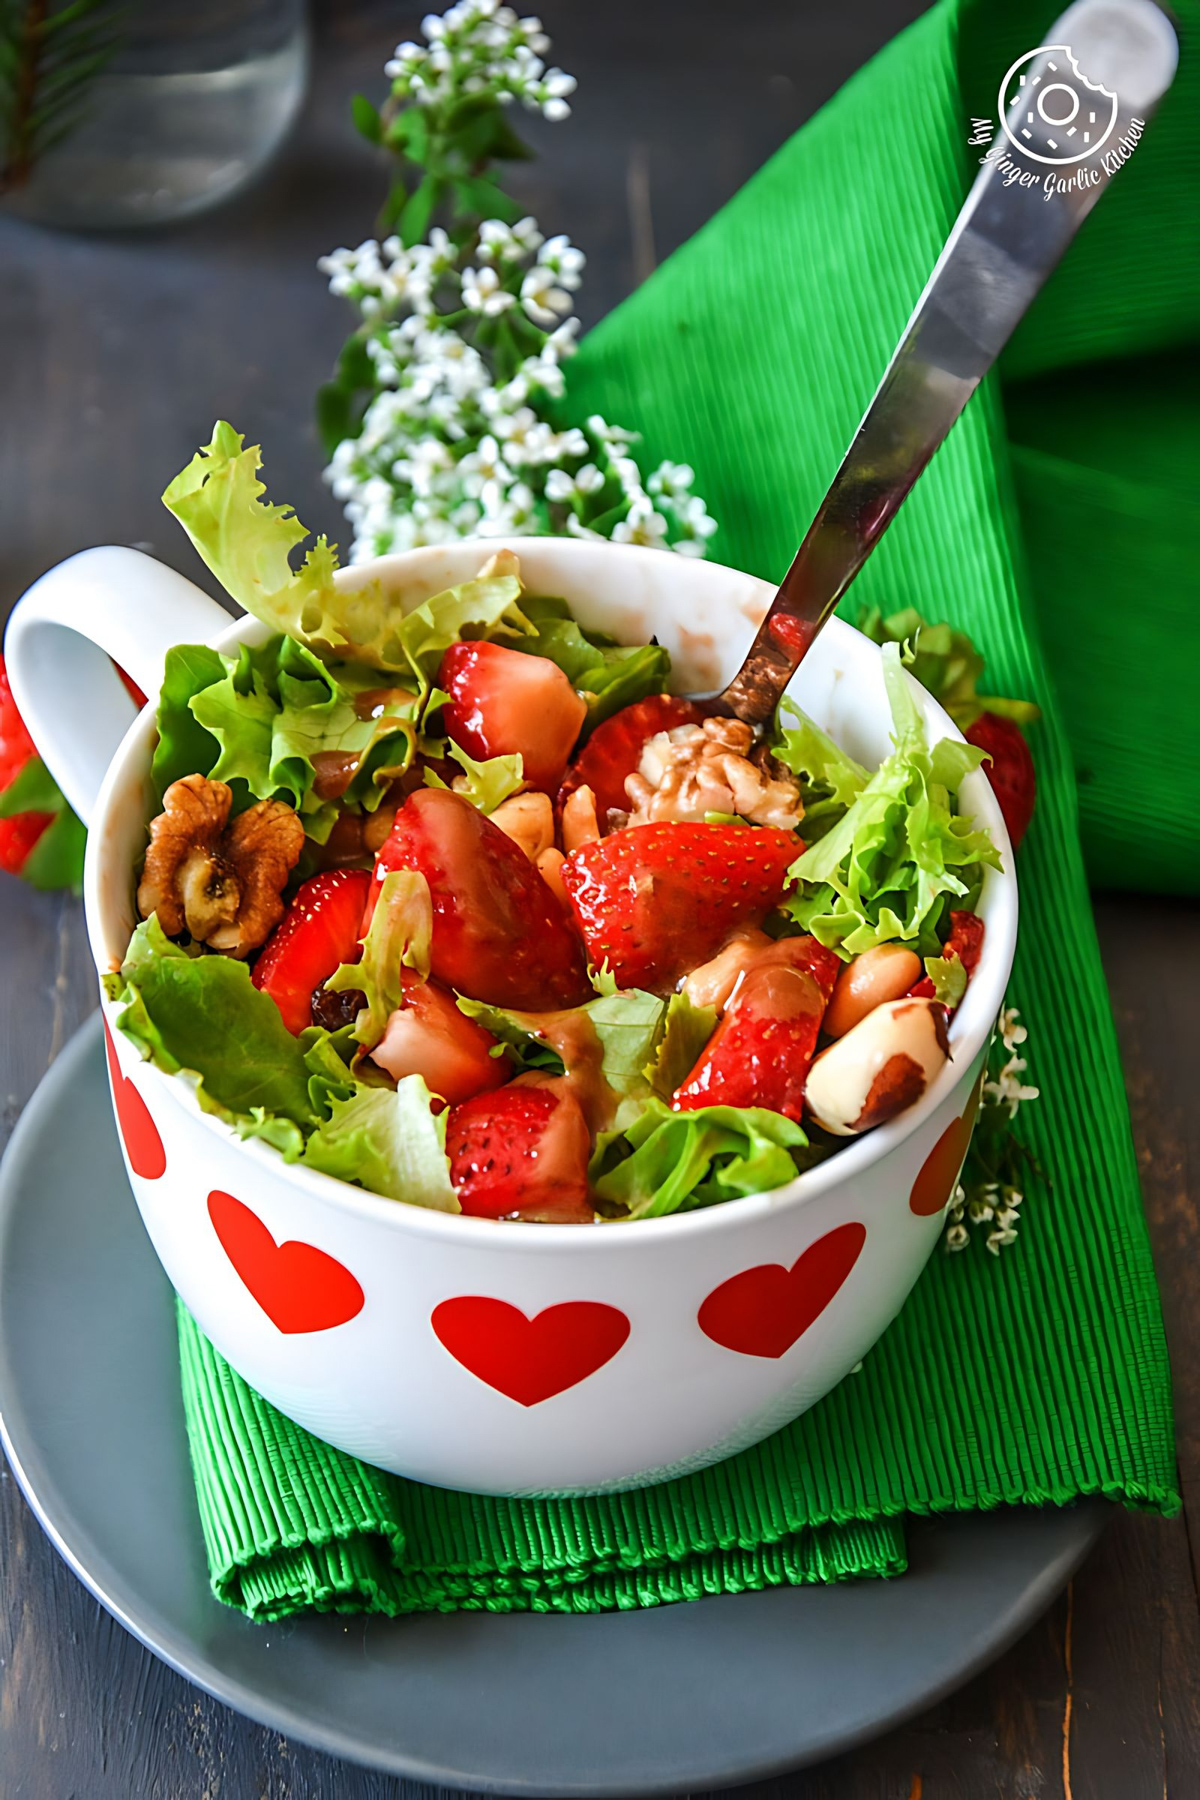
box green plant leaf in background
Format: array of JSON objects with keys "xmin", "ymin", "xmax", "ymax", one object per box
[{"xmin": 0, "ymin": 0, "xmax": 129, "ymax": 193}]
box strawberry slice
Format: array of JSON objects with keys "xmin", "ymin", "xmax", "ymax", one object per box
[
  {"xmin": 375, "ymin": 787, "xmax": 591, "ymax": 1010},
  {"xmin": 562, "ymin": 821, "xmax": 798, "ymax": 993},
  {"xmin": 673, "ymin": 936, "xmax": 841, "ymax": 1120},
  {"xmin": 558, "ymin": 693, "xmax": 705, "ymax": 824},
  {"xmin": 438, "ymin": 641, "xmax": 587, "ymax": 792},
  {"xmin": 251, "ymin": 869, "xmax": 372, "ymax": 1034},
  {"xmin": 0, "ymin": 654, "xmax": 54, "ymax": 876},
  {"xmin": 446, "ymin": 1078, "xmax": 594, "ymax": 1222},
  {"xmin": 909, "ymin": 909, "xmax": 985, "ymax": 1004},
  {"xmin": 965, "ymin": 712, "xmax": 1035, "ymax": 848},
  {"xmin": 372, "ymin": 971, "xmax": 509, "ymax": 1106}
]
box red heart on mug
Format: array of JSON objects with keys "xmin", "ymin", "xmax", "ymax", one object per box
[
  {"xmin": 431, "ymin": 1297, "xmax": 630, "ymax": 1406},
  {"xmin": 207, "ymin": 1190, "xmax": 365, "ymax": 1334},
  {"xmin": 103, "ymin": 1019, "xmax": 166, "ymax": 1180},
  {"xmin": 698, "ymin": 1221, "xmax": 867, "ymax": 1359},
  {"xmin": 909, "ymin": 1077, "xmax": 985, "ymax": 1217}
]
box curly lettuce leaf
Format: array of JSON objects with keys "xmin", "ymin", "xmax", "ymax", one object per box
[
  {"xmin": 771, "ymin": 698, "xmax": 869, "ymax": 842},
  {"xmin": 457, "ymin": 987, "xmax": 664, "ymax": 1100},
  {"xmin": 303, "ymin": 1075, "xmax": 459, "ymax": 1210},
  {"xmin": 184, "ymin": 636, "xmax": 418, "ymax": 838},
  {"xmin": 644, "ymin": 992, "xmax": 717, "ymax": 1099},
  {"xmin": 781, "ymin": 645, "xmax": 1001, "ymax": 958},
  {"xmin": 590, "ymin": 1099, "xmax": 805, "ymax": 1220},
  {"xmin": 858, "ymin": 605, "xmax": 1040, "ymax": 731},
  {"xmin": 162, "ymin": 424, "xmax": 531, "ymax": 674},
  {"xmin": 328, "ymin": 869, "xmax": 431, "ymax": 1048},
  {"xmin": 104, "ymin": 915, "xmax": 315, "ymax": 1134},
  {"xmin": 424, "ymin": 742, "xmax": 525, "ymax": 814},
  {"xmin": 513, "ymin": 594, "xmax": 671, "ymax": 734}
]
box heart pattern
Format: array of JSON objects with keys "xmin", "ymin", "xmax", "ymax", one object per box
[
  {"xmin": 431, "ymin": 1297, "xmax": 631, "ymax": 1406},
  {"xmin": 698, "ymin": 1222, "xmax": 867, "ymax": 1359},
  {"xmin": 909, "ymin": 1077, "xmax": 985, "ymax": 1217},
  {"xmin": 103, "ymin": 1020, "xmax": 166, "ymax": 1180},
  {"xmin": 208, "ymin": 1190, "xmax": 365, "ymax": 1334}
]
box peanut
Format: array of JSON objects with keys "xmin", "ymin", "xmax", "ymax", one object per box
[
  {"xmin": 561, "ymin": 783, "xmax": 601, "ymax": 853},
  {"xmin": 490, "ymin": 790, "xmax": 555, "ymax": 863},
  {"xmin": 823, "ymin": 944, "xmax": 922, "ymax": 1039}
]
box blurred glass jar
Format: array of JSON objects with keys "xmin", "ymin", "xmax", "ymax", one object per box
[{"xmin": 2, "ymin": 0, "xmax": 309, "ymax": 230}]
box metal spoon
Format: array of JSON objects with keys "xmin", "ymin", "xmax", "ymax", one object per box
[{"xmin": 713, "ymin": 0, "xmax": 1178, "ymax": 726}]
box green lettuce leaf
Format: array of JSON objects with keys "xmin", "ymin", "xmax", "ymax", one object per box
[
  {"xmin": 303, "ymin": 1075, "xmax": 460, "ymax": 1210},
  {"xmin": 151, "ymin": 644, "xmax": 227, "ymax": 799},
  {"xmin": 781, "ymin": 645, "xmax": 1001, "ymax": 958},
  {"xmin": 771, "ymin": 699, "xmax": 869, "ymax": 842},
  {"xmin": 457, "ymin": 987, "xmax": 664, "ymax": 1100},
  {"xmin": 186, "ymin": 635, "xmax": 418, "ymax": 837},
  {"xmin": 424, "ymin": 742, "xmax": 525, "ymax": 814},
  {"xmin": 590, "ymin": 1099, "xmax": 806, "ymax": 1220},
  {"xmin": 857, "ymin": 605, "xmax": 1040, "ymax": 731},
  {"xmin": 513, "ymin": 594, "xmax": 671, "ymax": 733},
  {"xmin": 327, "ymin": 869, "xmax": 431, "ymax": 1048},
  {"xmin": 104, "ymin": 915, "xmax": 315, "ymax": 1136},
  {"xmin": 162, "ymin": 423, "xmax": 531, "ymax": 674},
  {"xmin": 644, "ymin": 992, "xmax": 717, "ymax": 1099},
  {"xmin": 922, "ymin": 952, "xmax": 968, "ymax": 1009}
]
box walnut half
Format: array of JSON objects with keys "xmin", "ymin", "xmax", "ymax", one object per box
[{"xmin": 137, "ymin": 773, "xmax": 305, "ymax": 957}]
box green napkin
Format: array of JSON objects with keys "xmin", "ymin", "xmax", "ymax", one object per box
[{"xmin": 179, "ymin": 0, "xmax": 1184, "ymax": 1621}]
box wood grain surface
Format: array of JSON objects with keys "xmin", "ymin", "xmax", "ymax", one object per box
[{"xmin": 2, "ymin": 4, "xmax": 1197, "ymax": 1795}]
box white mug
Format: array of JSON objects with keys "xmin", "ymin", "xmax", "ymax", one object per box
[{"xmin": 6, "ymin": 537, "xmax": 1016, "ymax": 1496}]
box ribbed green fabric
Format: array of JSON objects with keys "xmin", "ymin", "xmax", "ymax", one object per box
[
  {"xmin": 179, "ymin": 0, "xmax": 1185, "ymax": 1621},
  {"xmin": 178, "ymin": 1305, "xmax": 906, "ymax": 1619}
]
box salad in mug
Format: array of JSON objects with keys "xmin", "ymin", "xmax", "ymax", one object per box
[{"xmin": 105, "ymin": 427, "xmax": 1003, "ymax": 1223}]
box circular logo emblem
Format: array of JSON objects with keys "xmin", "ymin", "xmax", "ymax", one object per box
[{"xmin": 998, "ymin": 44, "xmax": 1119, "ymax": 166}]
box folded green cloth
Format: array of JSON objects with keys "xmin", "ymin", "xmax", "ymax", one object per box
[{"xmin": 180, "ymin": 0, "xmax": 1185, "ymax": 1620}]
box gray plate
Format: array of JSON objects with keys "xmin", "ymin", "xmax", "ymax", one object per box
[{"xmin": 0, "ymin": 1014, "xmax": 1108, "ymax": 1795}]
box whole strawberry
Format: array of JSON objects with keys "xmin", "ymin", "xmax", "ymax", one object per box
[
  {"xmin": 0, "ymin": 653, "xmax": 84, "ymax": 889},
  {"xmin": 964, "ymin": 712, "xmax": 1035, "ymax": 848}
]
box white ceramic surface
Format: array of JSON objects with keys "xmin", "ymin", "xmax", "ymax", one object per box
[{"xmin": 6, "ymin": 538, "xmax": 1016, "ymax": 1495}]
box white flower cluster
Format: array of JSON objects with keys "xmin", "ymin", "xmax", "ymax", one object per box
[
  {"xmin": 944, "ymin": 1005, "xmax": 1039, "ymax": 1256},
  {"xmin": 385, "ymin": 2, "xmax": 576, "ymax": 120},
  {"xmin": 319, "ymin": 5, "xmax": 717, "ymax": 564},
  {"xmin": 983, "ymin": 1007, "xmax": 1040, "ymax": 1116}
]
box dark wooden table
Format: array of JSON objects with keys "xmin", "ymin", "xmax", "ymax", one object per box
[{"xmin": 2, "ymin": 4, "xmax": 1197, "ymax": 1795}]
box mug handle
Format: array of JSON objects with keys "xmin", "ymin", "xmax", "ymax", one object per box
[{"xmin": 5, "ymin": 547, "xmax": 232, "ymax": 827}]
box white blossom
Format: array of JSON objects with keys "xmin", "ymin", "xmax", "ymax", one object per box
[
  {"xmin": 461, "ymin": 265, "xmax": 516, "ymax": 315},
  {"xmin": 612, "ymin": 500, "xmax": 670, "ymax": 548},
  {"xmin": 520, "ymin": 266, "xmax": 574, "ymax": 327}
]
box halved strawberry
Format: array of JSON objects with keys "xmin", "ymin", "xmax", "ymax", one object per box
[
  {"xmin": 375, "ymin": 787, "xmax": 591, "ymax": 1010},
  {"xmin": 909, "ymin": 909, "xmax": 985, "ymax": 1004},
  {"xmin": 558, "ymin": 693, "xmax": 705, "ymax": 824},
  {"xmin": 446, "ymin": 1078, "xmax": 593, "ymax": 1222},
  {"xmin": 438, "ymin": 641, "xmax": 587, "ymax": 792},
  {"xmin": 965, "ymin": 712, "xmax": 1035, "ymax": 848},
  {"xmin": 372, "ymin": 971, "xmax": 509, "ymax": 1106},
  {"xmin": 251, "ymin": 868, "xmax": 372, "ymax": 1034},
  {"xmin": 562, "ymin": 821, "xmax": 799, "ymax": 993},
  {"xmin": 0, "ymin": 654, "xmax": 54, "ymax": 875},
  {"xmin": 673, "ymin": 936, "xmax": 841, "ymax": 1120}
]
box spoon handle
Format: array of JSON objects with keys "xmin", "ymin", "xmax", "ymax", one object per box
[{"xmin": 717, "ymin": 0, "xmax": 1178, "ymax": 725}]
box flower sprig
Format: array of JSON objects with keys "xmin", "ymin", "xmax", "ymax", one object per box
[
  {"xmin": 946, "ymin": 1007, "xmax": 1043, "ymax": 1255},
  {"xmin": 318, "ymin": 1, "xmax": 717, "ymax": 563}
]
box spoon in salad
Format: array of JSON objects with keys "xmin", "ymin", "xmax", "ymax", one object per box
[{"xmin": 712, "ymin": 0, "xmax": 1178, "ymax": 726}]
